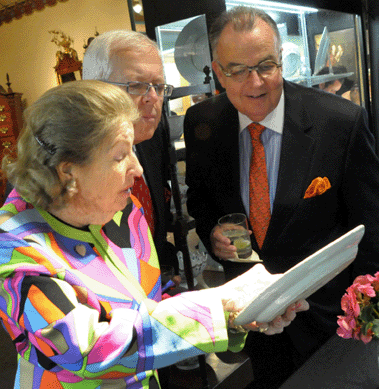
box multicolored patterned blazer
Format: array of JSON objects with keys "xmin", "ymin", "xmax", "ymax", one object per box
[{"xmin": 0, "ymin": 190, "xmax": 236, "ymax": 388}]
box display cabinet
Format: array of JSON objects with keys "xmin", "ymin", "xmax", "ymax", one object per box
[
  {"xmin": 155, "ymin": 1, "xmax": 368, "ymax": 110},
  {"xmin": 0, "ymin": 88, "xmax": 23, "ymax": 204}
]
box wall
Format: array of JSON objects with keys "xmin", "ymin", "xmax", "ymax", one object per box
[{"xmin": 0, "ymin": 0, "xmax": 132, "ymax": 107}]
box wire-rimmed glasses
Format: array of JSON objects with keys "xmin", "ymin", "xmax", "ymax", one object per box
[
  {"xmin": 217, "ymin": 60, "xmax": 282, "ymax": 82},
  {"xmin": 104, "ymin": 80, "xmax": 174, "ymax": 97}
]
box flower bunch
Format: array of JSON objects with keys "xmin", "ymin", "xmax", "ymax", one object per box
[{"xmin": 337, "ymin": 272, "xmax": 379, "ymax": 343}]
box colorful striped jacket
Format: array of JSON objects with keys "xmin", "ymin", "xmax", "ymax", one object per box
[{"xmin": 0, "ymin": 191, "xmax": 236, "ymax": 388}]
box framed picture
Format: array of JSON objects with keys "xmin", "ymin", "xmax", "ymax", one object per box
[
  {"xmin": 54, "ymin": 53, "xmax": 82, "ymax": 85},
  {"xmin": 127, "ymin": 0, "xmax": 146, "ymax": 33},
  {"xmin": 314, "ymin": 28, "xmax": 357, "ymax": 73},
  {"xmin": 314, "ymin": 28, "xmax": 361, "ymax": 105}
]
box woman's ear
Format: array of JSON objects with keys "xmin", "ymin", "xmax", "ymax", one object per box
[
  {"xmin": 56, "ymin": 161, "xmax": 74, "ymax": 183},
  {"xmin": 56, "ymin": 161, "xmax": 78, "ymax": 196}
]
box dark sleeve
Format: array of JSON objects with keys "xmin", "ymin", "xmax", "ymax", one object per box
[
  {"xmin": 341, "ymin": 107, "xmax": 379, "ymax": 280},
  {"xmin": 154, "ymin": 113, "xmax": 180, "ymax": 272},
  {"xmin": 183, "ymin": 103, "xmax": 221, "ymax": 258}
]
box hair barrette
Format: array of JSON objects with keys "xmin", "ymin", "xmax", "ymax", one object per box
[{"xmin": 34, "ymin": 134, "xmax": 57, "ymax": 155}]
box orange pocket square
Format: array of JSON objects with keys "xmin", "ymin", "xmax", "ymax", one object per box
[{"xmin": 304, "ymin": 177, "xmax": 331, "ymax": 199}]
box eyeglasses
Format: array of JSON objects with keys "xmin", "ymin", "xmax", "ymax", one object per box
[
  {"xmin": 104, "ymin": 81, "xmax": 174, "ymax": 97},
  {"xmin": 217, "ymin": 60, "xmax": 282, "ymax": 82}
]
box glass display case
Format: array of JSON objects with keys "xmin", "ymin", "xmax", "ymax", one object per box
[{"xmin": 156, "ymin": 0, "xmax": 368, "ymax": 113}]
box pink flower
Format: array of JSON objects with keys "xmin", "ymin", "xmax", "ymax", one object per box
[
  {"xmin": 337, "ymin": 272, "xmax": 379, "ymax": 344},
  {"xmin": 372, "ymin": 272, "xmax": 379, "ymax": 291},
  {"xmin": 341, "ymin": 288, "xmax": 360, "ymax": 317},
  {"xmin": 336, "ymin": 315, "xmax": 355, "ymax": 339},
  {"xmin": 355, "ymin": 274, "xmax": 376, "ymax": 285},
  {"xmin": 353, "ymin": 275, "xmax": 376, "ymax": 297},
  {"xmin": 360, "ymin": 332, "xmax": 373, "ymax": 344}
]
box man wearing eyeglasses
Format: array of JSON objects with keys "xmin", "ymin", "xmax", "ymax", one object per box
[
  {"xmin": 82, "ymin": 31, "xmax": 180, "ymax": 285},
  {"xmin": 184, "ymin": 5, "xmax": 379, "ymax": 389}
]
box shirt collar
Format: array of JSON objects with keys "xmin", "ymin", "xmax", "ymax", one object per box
[{"xmin": 239, "ymin": 90, "xmax": 285, "ymax": 134}]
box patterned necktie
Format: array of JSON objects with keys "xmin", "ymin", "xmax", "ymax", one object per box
[
  {"xmin": 248, "ymin": 123, "xmax": 271, "ymax": 248},
  {"xmin": 132, "ymin": 176, "xmax": 155, "ymax": 236}
]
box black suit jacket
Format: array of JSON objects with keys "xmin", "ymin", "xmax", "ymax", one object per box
[
  {"xmin": 184, "ymin": 80, "xmax": 379, "ymax": 353},
  {"xmin": 134, "ymin": 120, "xmax": 176, "ymax": 269}
]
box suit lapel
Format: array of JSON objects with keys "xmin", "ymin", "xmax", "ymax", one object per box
[
  {"xmin": 216, "ymin": 99, "xmax": 246, "ymax": 215},
  {"xmin": 135, "ymin": 138, "xmax": 163, "ymax": 224},
  {"xmin": 264, "ymin": 82, "xmax": 315, "ymax": 246}
]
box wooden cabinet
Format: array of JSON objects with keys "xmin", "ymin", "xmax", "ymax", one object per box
[{"xmin": 0, "ymin": 92, "xmax": 23, "ymax": 204}]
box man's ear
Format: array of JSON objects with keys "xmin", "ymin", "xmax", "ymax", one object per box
[
  {"xmin": 56, "ymin": 161, "xmax": 74, "ymax": 183},
  {"xmin": 212, "ymin": 60, "xmax": 226, "ymax": 90}
]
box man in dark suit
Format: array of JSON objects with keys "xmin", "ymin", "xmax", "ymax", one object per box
[
  {"xmin": 184, "ymin": 6, "xmax": 379, "ymax": 388},
  {"xmin": 82, "ymin": 31, "xmax": 179, "ymax": 279}
]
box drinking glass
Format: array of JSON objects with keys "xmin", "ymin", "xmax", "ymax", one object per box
[{"xmin": 218, "ymin": 213, "xmax": 253, "ymax": 260}]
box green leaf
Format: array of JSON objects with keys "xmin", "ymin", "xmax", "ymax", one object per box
[
  {"xmin": 360, "ymin": 305, "xmax": 375, "ymax": 323},
  {"xmin": 371, "ymin": 319, "xmax": 379, "ymax": 337},
  {"xmin": 361, "ymin": 321, "xmax": 372, "ymax": 335}
]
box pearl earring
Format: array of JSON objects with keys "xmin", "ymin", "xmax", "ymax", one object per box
[{"xmin": 67, "ymin": 179, "xmax": 78, "ymax": 196}]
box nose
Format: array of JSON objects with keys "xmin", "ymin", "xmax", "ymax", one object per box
[
  {"xmin": 134, "ymin": 155, "xmax": 144, "ymax": 177},
  {"xmin": 246, "ymin": 69, "xmax": 264, "ymax": 86},
  {"xmin": 142, "ymin": 85, "xmax": 160, "ymax": 102}
]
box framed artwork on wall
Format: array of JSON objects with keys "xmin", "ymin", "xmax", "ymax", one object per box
[
  {"xmin": 50, "ymin": 30, "xmax": 82, "ymax": 84},
  {"xmin": 127, "ymin": 0, "xmax": 146, "ymax": 33}
]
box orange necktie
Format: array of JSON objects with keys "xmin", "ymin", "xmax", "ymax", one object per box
[
  {"xmin": 132, "ymin": 176, "xmax": 155, "ymax": 236},
  {"xmin": 248, "ymin": 123, "xmax": 271, "ymax": 248}
]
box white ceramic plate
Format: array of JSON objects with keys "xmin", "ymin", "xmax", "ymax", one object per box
[{"xmin": 234, "ymin": 225, "xmax": 365, "ymax": 325}]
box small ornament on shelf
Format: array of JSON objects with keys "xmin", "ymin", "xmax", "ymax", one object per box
[
  {"xmin": 6, "ymin": 73, "xmax": 13, "ymax": 93},
  {"xmin": 83, "ymin": 28, "xmax": 100, "ymax": 51},
  {"xmin": 49, "ymin": 30, "xmax": 82, "ymax": 84},
  {"xmin": 49, "ymin": 30, "xmax": 79, "ymax": 61}
]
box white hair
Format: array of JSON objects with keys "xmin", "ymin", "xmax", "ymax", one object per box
[{"xmin": 82, "ymin": 30, "xmax": 159, "ymax": 80}]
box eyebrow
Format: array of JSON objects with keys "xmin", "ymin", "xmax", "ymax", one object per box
[
  {"xmin": 105, "ymin": 134, "xmax": 133, "ymax": 154},
  {"xmin": 110, "ymin": 137, "xmax": 132, "ymax": 150},
  {"xmin": 226, "ymin": 55, "xmax": 278, "ymax": 68},
  {"xmin": 124, "ymin": 71, "xmax": 165, "ymax": 83}
]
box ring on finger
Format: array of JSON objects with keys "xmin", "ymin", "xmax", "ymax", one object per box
[{"xmin": 258, "ymin": 325, "xmax": 269, "ymax": 333}]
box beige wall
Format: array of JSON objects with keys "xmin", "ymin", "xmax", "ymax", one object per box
[{"xmin": 0, "ymin": 0, "xmax": 132, "ymax": 107}]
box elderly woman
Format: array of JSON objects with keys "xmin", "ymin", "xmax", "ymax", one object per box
[{"xmin": 0, "ymin": 80, "xmax": 308, "ymax": 389}]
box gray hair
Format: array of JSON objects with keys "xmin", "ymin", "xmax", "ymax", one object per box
[
  {"xmin": 210, "ymin": 6, "xmax": 282, "ymax": 60},
  {"xmin": 82, "ymin": 30, "xmax": 159, "ymax": 81},
  {"xmin": 3, "ymin": 80, "xmax": 139, "ymax": 210}
]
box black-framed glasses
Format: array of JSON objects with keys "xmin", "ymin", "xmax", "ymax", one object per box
[
  {"xmin": 217, "ymin": 60, "xmax": 282, "ymax": 82},
  {"xmin": 104, "ymin": 80, "xmax": 174, "ymax": 97}
]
